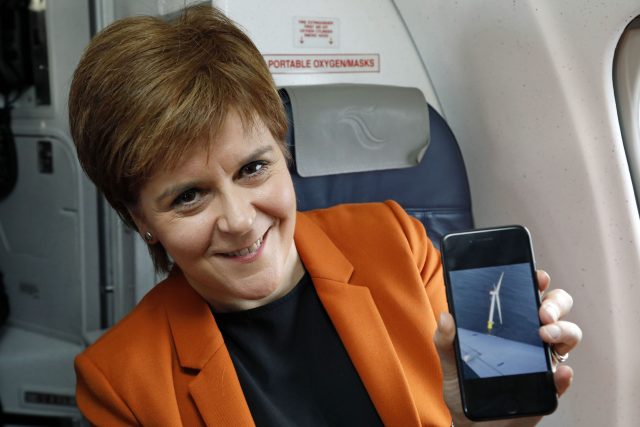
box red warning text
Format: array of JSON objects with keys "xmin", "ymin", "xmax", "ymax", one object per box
[{"xmin": 264, "ymin": 54, "xmax": 380, "ymax": 74}]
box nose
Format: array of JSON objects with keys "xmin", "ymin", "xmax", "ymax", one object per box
[{"xmin": 216, "ymin": 189, "xmax": 256, "ymax": 234}]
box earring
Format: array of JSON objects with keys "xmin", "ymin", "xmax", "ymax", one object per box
[{"xmin": 143, "ymin": 231, "xmax": 154, "ymax": 243}]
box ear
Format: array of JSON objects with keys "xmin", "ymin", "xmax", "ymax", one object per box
[{"xmin": 128, "ymin": 205, "xmax": 157, "ymax": 244}]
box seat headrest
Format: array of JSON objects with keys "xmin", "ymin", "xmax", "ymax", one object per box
[{"xmin": 280, "ymin": 84, "xmax": 430, "ymax": 177}]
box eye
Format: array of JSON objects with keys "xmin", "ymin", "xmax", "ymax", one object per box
[
  {"xmin": 239, "ymin": 160, "xmax": 268, "ymax": 178},
  {"xmin": 172, "ymin": 188, "xmax": 201, "ymax": 207}
]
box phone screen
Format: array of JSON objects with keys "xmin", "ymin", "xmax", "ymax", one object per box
[
  {"xmin": 442, "ymin": 226, "xmax": 557, "ymax": 420},
  {"xmin": 449, "ymin": 263, "xmax": 548, "ymax": 379}
]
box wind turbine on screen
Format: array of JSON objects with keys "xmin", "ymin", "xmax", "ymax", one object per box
[{"xmin": 487, "ymin": 271, "xmax": 505, "ymax": 333}]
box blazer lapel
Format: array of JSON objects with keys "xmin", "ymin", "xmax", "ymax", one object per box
[
  {"xmin": 189, "ymin": 350, "xmax": 255, "ymax": 427},
  {"xmin": 164, "ymin": 271, "xmax": 255, "ymax": 426},
  {"xmin": 295, "ymin": 213, "xmax": 421, "ymax": 427}
]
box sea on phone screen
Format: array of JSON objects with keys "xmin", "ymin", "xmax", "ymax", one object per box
[{"xmin": 450, "ymin": 263, "xmax": 548, "ymax": 379}]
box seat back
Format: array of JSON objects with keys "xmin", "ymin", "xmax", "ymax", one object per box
[{"xmin": 280, "ymin": 85, "xmax": 473, "ymax": 248}]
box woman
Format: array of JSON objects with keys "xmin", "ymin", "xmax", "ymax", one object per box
[{"xmin": 69, "ymin": 5, "xmax": 581, "ymax": 426}]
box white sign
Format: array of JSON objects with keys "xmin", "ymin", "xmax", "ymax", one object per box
[
  {"xmin": 294, "ymin": 17, "xmax": 339, "ymax": 48},
  {"xmin": 265, "ymin": 54, "xmax": 380, "ymax": 74}
]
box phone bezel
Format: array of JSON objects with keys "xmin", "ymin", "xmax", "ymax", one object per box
[{"xmin": 441, "ymin": 225, "xmax": 558, "ymax": 421}]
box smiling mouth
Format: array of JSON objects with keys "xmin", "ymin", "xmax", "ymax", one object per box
[{"xmin": 219, "ymin": 232, "xmax": 266, "ymax": 258}]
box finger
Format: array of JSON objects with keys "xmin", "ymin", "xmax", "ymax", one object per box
[
  {"xmin": 537, "ymin": 270, "xmax": 550, "ymax": 293},
  {"xmin": 540, "ymin": 320, "xmax": 583, "ymax": 355},
  {"xmin": 554, "ymin": 364, "xmax": 574, "ymax": 396},
  {"xmin": 433, "ymin": 312, "xmax": 458, "ymax": 382},
  {"xmin": 539, "ymin": 289, "xmax": 574, "ymax": 323}
]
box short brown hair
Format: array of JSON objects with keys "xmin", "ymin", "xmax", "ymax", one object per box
[{"xmin": 69, "ymin": 4, "xmax": 287, "ymax": 272}]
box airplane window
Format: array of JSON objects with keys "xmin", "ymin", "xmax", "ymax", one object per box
[{"xmin": 614, "ymin": 15, "xmax": 640, "ymax": 211}]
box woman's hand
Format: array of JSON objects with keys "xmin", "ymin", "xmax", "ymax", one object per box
[{"xmin": 433, "ymin": 270, "xmax": 582, "ymax": 427}]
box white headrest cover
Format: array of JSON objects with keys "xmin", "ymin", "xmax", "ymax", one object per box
[{"xmin": 285, "ymin": 84, "xmax": 430, "ymax": 177}]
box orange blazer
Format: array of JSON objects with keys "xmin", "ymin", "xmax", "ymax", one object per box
[{"xmin": 75, "ymin": 201, "xmax": 452, "ymax": 426}]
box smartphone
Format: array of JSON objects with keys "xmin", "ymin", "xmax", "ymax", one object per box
[{"xmin": 440, "ymin": 226, "xmax": 557, "ymax": 421}]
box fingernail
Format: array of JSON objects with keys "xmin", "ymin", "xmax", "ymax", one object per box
[
  {"xmin": 544, "ymin": 304, "xmax": 559, "ymax": 322},
  {"xmin": 544, "ymin": 324, "xmax": 561, "ymax": 340}
]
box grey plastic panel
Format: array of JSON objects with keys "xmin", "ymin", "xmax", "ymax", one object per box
[
  {"xmin": 0, "ymin": 136, "xmax": 83, "ymax": 343},
  {"xmin": 0, "ymin": 326, "xmax": 82, "ymax": 418}
]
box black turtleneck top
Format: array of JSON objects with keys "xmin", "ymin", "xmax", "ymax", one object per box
[{"xmin": 213, "ymin": 272, "xmax": 384, "ymax": 427}]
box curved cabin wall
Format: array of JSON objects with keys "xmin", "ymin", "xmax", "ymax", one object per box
[{"xmin": 396, "ymin": 0, "xmax": 640, "ymax": 425}]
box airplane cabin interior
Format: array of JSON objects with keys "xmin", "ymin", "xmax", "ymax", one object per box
[{"xmin": 1, "ymin": 0, "xmax": 639, "ymax": 425}]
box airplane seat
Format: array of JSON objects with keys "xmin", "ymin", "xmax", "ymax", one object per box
[{"xmin": 279, "ymin": 84, "xmax": 473, "ymax": 248}]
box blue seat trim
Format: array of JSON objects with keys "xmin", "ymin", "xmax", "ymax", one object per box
[{"xmin": 280, "ymin": 88, "xmax": 473, "ymax": 248}]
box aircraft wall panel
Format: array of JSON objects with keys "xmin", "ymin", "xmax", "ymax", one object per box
[
  {"xmin": 395, "ymin": 0, "xmax": 640, "ymax": 425},
  {"xmin": 0, "ymin": 136, "xmax": 83, "ymax": 343}
]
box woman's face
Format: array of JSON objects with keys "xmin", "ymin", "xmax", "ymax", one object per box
[{"xmin": 132, "ymin": 111, "xmax": 302, "ymax": 311}]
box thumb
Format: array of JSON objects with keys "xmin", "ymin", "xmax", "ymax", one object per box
[
  {"xmin": 434, "ymin": 312, "xmax": 466, "ymax": 423},
  {"xmin": 433, "ymin": 312, "xmax": 458, "ymax": 382}
]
